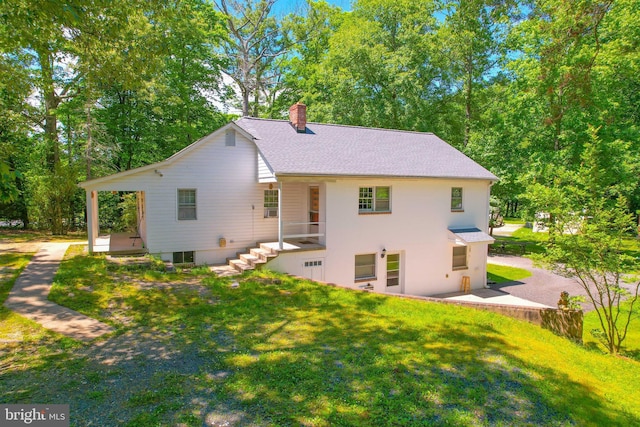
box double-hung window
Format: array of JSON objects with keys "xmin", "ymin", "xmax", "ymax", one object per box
[
  {"xmin": 264, "ymin": 189, "xmax": 278, "ymax": 218},
  {"xmin": 355, "ymin": 254, "xmax": 376, "ymax": 281},
  {"xmin": 178, "ymin": 189, "xmax": 197, "ymax": 220},
  {"xmin": 451, "ymin": 187, "xmax": 463, "ymax": 211},
  {"xmin": 359, "ymin": 186, "xmax": 391, "ymax": 213}
]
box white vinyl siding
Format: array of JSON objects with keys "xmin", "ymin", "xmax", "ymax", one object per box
[
  {"xmin": 258, "ymin": 152, "xmax": 276, "ymax": 182},
  {"xmin": 178, "ymin": 189, "xmax": 196, "ymax": 220},
  {"xmin": 225, "ymin": 129, "xmax": 236, "ymax": 146},
  {"xmin": 355, "ymin": 253, "xmax": 376, "ymax": 280}
]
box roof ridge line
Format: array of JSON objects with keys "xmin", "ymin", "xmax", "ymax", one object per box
[{"xmin": 236, "ymin": 116, "xmax": 436, "ymax": 136}]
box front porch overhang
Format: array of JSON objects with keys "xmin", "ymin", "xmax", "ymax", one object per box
[{"xmin": 82, "ymin": 188, "xmax": 147, "ymax": 254}]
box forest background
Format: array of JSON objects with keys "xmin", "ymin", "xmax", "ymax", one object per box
[{"xmin": 0, "ymin": 0, "xmax": 638, "ymax": 234}]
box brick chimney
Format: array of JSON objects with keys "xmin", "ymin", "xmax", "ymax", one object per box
[{"xmin": 289, "ymin": 102, "xmax": 307, "ymax": 133}]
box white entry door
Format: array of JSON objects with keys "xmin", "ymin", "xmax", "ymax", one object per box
[
  {"xmin": 385, "ymin": 253, "xmax": 402, "ymax": 293},
  {"xmin": 303, "ymin": 259, "xmax": 324, "ymax": 281}
]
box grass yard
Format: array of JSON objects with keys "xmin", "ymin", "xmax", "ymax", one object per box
[
  {"xmin": 0, "ymin": 244, "xmax": 83, "ymax": 382},
  {"xmin": 490, "ymin": 227, "xmax": 548, "ymax": 255},
  {"xmin": 502, "ymin": 217, "xmax": 525, "ymax": 225},
  {"xmin": 1, "ymin": 246, "xmax": 639, "ymax": 426},
  {"xmin": 487, "ymin": 263, "xmax": 532, "ymax": 283},
  {"xmin": 583, "ymin": 299, "xmax": 640, "ymax": 360},
  {"xmin": 0, "ymin": 228, "xmax": 87, "ymax": 243}
]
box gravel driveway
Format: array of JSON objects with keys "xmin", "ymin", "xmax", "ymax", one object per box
[{"xmin": 487, "ymin": 254, "xmax": 596, "ymax": 311}]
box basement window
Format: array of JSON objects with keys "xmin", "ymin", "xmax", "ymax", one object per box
[
  {"xmin": 355, "ymin": 253, "xmax": 376, "ymax": 281},
  {"xmin": 173, "ymin": 251, "xmax": 194, "ymax": 264}
]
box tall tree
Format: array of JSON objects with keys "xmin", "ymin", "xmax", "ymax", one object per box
[
  {"xmin": 528, "ymin": 128, "xmax": 639, "ymax": 355},
  {"xmin": 293, "ymin": 0, "xmax": 440, "ymax": 131},
  {"xmin": 0, "ymin": 0, "xmax": 228, "ymax": 231},
  {"xmin": 271, "ymin": 0, "xmax": 343, "ymax": 118},
  {"xmin": 436, "ymin": 0, "xmax": 516, "ymax": 147},
  {"xmin": 219, "ymin": 0, "xmax": 290, "ymax": 117}
]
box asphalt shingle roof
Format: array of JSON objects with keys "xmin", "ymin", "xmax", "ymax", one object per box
[
  {"xmin": 235, "ymin": 117, "xmax": 497, "ymax": 180},
  {"xmin": 449, "ymin": 228, "xmax": 495, "ymax": 244}
]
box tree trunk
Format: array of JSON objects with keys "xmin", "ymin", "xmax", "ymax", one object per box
[
  {"xmin": 463, "ymin": 58, "xmax": 473, "ymax": 148},
  {"xmin": 38, "ymin": 48, "xmax": 61, "ymax": 170},
  {"xmin": 86, "ymin": 103, "xmax": 93, "ymax": 179},
  {"xmin": 241, "ymin": 85, "xmax": 250, "ymax": 117},
  {"xmin": 38, "ymin": 48, "xmax": 65, "ymax": 235}
]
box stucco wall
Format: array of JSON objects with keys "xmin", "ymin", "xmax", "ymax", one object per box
[{"xmin": 317, "ymin": 178, "xmax": 492, "ymax": 296}]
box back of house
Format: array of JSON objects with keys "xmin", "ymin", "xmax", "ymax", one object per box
[{"xmin": 80, "ymin": 103, "xmax": 497, "ymax": 296}]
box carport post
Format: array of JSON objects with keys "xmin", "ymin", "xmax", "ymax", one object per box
[{"xmin": 86, "ymin": 190, "xmax": 99, "ymax": 254}]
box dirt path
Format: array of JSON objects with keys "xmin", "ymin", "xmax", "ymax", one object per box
[
  {"xmin": 3, "ymin": 241, "xmax": 115, "ymax": 341},
  {"xmin": 0, "ymin": 240, "xmax": 43, "ymax": 254}
]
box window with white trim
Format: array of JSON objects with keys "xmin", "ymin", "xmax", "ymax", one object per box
[
  {"xmin": 451, "ymin": 187, "xmax": 463, "ymax": 211},
  {"xmin": 359, "ymin": 186, "xmax": 391, "ymax": 213},
  {"xmin": 355, "ymin": 253, "xmax": 376, "ymax": 280},
  {"xmin": 452, "ymin": 246, "xmax": 467, "ymax": 270},
  {"xmin": 178, "ymin": 189, "xmax": 196, "ymax": 220},
  {"xmin": 264, "ymin": 189, "xmax": 278, "ymax": 217}
]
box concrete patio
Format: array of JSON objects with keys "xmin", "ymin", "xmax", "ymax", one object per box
[{"xmin": 435, "ymin": 288, "xmax": 552, "ymax": 308}]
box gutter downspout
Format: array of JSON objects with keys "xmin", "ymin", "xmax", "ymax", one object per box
[
  {"xmin": 278, "ymin": 180, "xmax": 283, "ymax": 250},
  {"xmin": 483, "ymin": 180, "xmax": 495, "ymax": 288}
]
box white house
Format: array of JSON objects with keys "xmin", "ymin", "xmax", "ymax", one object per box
[{"xmin": 79, "ymin": 103, "xmax": 497, "ymax": 296}]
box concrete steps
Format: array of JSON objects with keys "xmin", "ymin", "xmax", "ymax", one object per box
[{"xmin": 226, "ymin": 243, "xmax": 279, "ymax": 273}]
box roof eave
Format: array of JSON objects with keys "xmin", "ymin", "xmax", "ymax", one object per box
[{"xmin": 274, "ymin": 172, "xmax": 498, "ymax": 181}]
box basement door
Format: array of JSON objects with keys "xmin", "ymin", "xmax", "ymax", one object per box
[
  {"xmin": 303, "ymin": 259, "xmax": 324, "ymax": 281},
  {"xmin": 385, "ymin": 253, "xmax": 402, "ymax": 293}
]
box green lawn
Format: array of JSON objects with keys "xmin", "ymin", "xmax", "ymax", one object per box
[
  {"xmin": 1, "ymin": 247, "xmax": 639, "ymax": 426},
  {"xmin": 487, "ymin": 263, "xmax": 532, "ymax": 283},
  {"xmin": 583, "ymin": 299, "xmax": 640, "ymax": 359},
  {"xmin": 0, "ymin": 228, "xmax": 87, "ymax": 242},
  {"xmin": 502, "ymin": 217, "xmax": 525, "ymax": 225}
]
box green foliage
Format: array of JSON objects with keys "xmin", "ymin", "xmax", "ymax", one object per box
[
  {"xmin": 0, "ymin": 162, "xmax": 19, "ymax": 203},
  {"xmin": 219, "ymin": 0, "xmax": 291, "ymax": 117},
  {"xmin": 27, "ymin": 166, "xmax": 80, "ymax": 234},
  {"xmin": 118, "ymin": 193, "xmax": 139, "ymax": 233},
  {"xmin": 528, "ymin": 129, "xmax": 640, "ymax": 354},
  {"xmin": 3, "ymin": 0, "xmax": 639, "ymax": 235}
]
